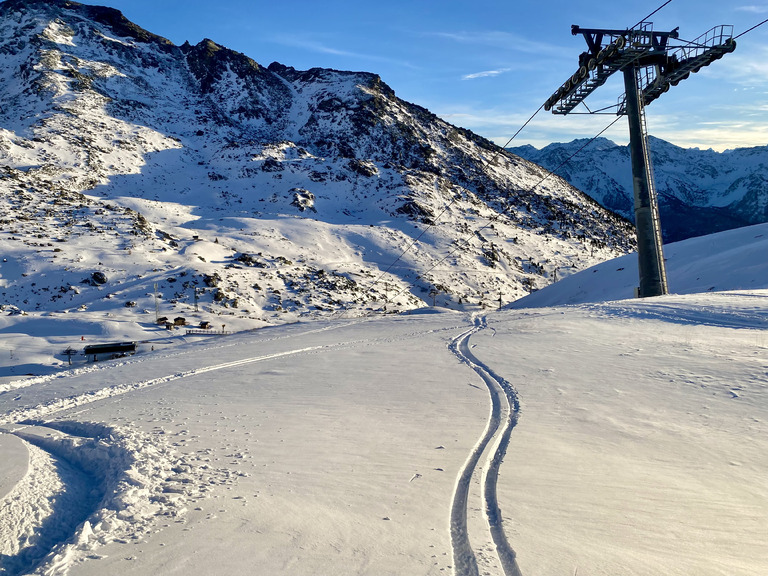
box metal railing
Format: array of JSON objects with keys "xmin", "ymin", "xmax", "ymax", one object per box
[{"xmin": 672, "ymin": 25, "xmax": 734, "ymax": 62}]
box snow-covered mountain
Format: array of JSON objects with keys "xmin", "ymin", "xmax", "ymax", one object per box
[
  {"xmin": 509, "ymin": 136, "xmax": 768, "ymax": 242},
  {"xmin": 0, "ymin": 0, "xmax": 635, "ymax": 331}
]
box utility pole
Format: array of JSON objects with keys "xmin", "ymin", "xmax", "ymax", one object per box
[{"xmin": 154, "ymin": 283, "xmax": 159, "ymax": 322}]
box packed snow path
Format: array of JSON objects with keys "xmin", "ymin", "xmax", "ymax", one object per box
[{"xmin": 449, "ymin": 317, "xmax": 522, "ymax": 576}]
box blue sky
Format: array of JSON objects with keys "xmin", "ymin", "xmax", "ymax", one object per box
[{"xmin": 68, "ymin": 0, "xmax": 768, "ymax": 151}]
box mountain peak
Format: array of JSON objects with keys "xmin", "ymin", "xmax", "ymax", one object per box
[
  {"xmin": 181, "ymin": 38, "xmax": 264, "ymax": 93},
  {"xmin": 0, "ymin": 0, "xmax": 174, "ymax": 46}
]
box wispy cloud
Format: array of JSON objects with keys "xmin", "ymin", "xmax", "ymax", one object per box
[
  {"xmin": 426, "ymin": 30, "xmax": 567, "ymax": 58},
  {"xmin": 269, "ymin": 34, "xmax": 417, "ymax": 69},
  {"xmin": 462, "ymin": 68, "xmax": 512, "ymax": 80},
  {"xmin": 736, "ymin": 5, "xmax": 768, "ymax": 13},
  {"xmin": 274, "ymin": 36, "xmax": 355, "ymax": 57},
  {"xmin": 708, "ymin": 47, "xmax": 768, "ymax": 85}
]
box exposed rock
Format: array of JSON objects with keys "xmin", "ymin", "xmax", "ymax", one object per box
[
  {"xmin": 91, "ymin": 271, "xmax": 108, "ymax": 285},
  {"xmin": 290, "ymin": 188, "xmax": 316, "ymax": 213}
]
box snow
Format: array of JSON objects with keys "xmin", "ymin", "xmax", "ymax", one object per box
[
  {"xmin": 0, "ymin": 223, "xmax": 766, "ymax": 575},
  {"xmin": 511, "ymin": 222, "xmax": 768, "ymax": 308},
  {"xmin": 0, "ymin": 3, "xmax": 766, "ymax": 574},
  {"xmin": 0, "ymin": 432, "xmax": 27, "ymax": 500}
]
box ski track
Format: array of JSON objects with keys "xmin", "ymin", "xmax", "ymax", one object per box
[
  {"xmin": 0, "ymin": 320, "xmax": 363, "ymax": 395},
  {"xmin": 0, "ymin": 344, "xmax": 331, "ymax": 426},
  {"xmin": 449, "ymin": 317, "xmax": 523, "ymax": 576},
  {"xmin": 0, "ymin": 319, "xmax": 467, "ymax": 426}
]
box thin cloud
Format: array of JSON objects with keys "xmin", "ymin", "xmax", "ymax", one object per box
[
  {"xmin": 462, "ymin": 68, "xmax": 511, "ymax": 80},
  {"xmin": 652, "ymin": 125, "xmax": 768, "ymax": 151},
  {"xmin": 269, "ymin": 34, "xmax": 417, "ymax": 69},
  {"xmin": 736, "ymin": 5, "xmax": 768, "ymax": 13},
  {"xmin": 427, "ymin": 30, "xmax": 567, "ymax": 58},
  {"xmin": 710, "ymin": 47, "xmax": 768, "ymax": 85},
  {"xmin": 275, "ymin": 37, "xmax": 355, "ymax": 57}
]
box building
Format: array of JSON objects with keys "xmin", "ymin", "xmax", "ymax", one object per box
[{"xmin": 82, "ymin": 342, "xmax": 137, "ymax": 362}]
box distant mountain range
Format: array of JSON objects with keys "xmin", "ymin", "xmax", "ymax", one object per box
[
  {"xmin": 509, "ymin": 136, "xmax": 768, "ymax": 242},
  {"xmin": 0, "ymin": 0, "xmax": 634, "ymax": 324}
]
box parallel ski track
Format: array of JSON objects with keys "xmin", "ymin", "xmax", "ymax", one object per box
[{"xmin": 449, "ymin": 318, "xmax": 522, "ymax": 576}]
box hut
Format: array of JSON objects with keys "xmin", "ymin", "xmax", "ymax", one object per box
[{"xmin": 83, "ymin": 342, "xmax": 137, "ymax": 362}]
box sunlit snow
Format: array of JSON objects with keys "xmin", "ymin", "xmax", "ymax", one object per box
[{"xmin": 1, "ymin": 224, "xmax": 766, "ymax": 576}]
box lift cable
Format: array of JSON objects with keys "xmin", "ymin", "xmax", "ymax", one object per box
[
  {"xmin": 498, "ymin": 102, "xmax": 546, "ymax": 151},
  {"xmin": 735, "ymin": 17, "xmax": 768, "ymax": 40},
  {"xmin": 368, "ymin": 114, "xmax": 624, "ymax": 314},
  {"xmin": 632, "ymin": 0, "xmax": 674, "ymax": 29}
]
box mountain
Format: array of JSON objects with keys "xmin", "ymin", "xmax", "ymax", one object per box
[
  {"xmin": 509, "ymin": 136, "xmax": 768, "ymax": 242},
  {"xmin": 0, "ymin": 0, "xmax": 634, "ymax": 331}
]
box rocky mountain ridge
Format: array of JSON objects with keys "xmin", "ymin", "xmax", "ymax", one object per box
[
  {"xmin": 509, "ymin": 136, "xmax": 768, "ymax": 242},
  {"xmin": 0, "ymin": 0, "xmax": 634, "ymax": 331}
]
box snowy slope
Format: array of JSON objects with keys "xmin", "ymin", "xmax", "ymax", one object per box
[
  {"xmin": 510, "ymin": 136, "xmax": 768, "ymax": 242},
  {"xmin": 0, "ymin": 0, "xmax": 635, "ymax": 344},
  {"xmin": 0, "ymin": 226, "xmax": 766, "ymax": 575},
  {"xmin": 511, "ymin": 221, "xmax": 768, "ymax": 308}
]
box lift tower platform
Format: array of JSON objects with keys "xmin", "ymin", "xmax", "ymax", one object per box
[{"xmin": 544, "ymin": 22, "xmax": 736, "ymax": 297}]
